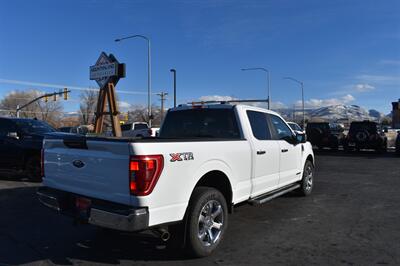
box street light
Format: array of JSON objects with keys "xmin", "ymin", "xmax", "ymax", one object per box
[
  {"xmin": 170, "ymin": 69, "xmax": 176, "ymax": 108},
  {"xmin": 241, "ymin": 67, "xmax": 271, "ymax": 109},
  {"xmin": 115, "ymin": 34, "xmax": 152, "ymax": 126},
  {"xmin": 283, "ymin": 77, "xmax": 305, "ymax": 128}
]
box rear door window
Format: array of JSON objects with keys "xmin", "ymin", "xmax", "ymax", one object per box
[{"xmin": 246, "ymin": 111, "xmax": 271, "ymax": 140}]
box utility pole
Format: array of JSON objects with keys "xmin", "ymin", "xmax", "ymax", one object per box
[{"xmin": 157, "ymin": 92, "xmax": 168, "ymax": 121}]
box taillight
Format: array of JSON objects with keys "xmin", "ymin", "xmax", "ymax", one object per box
[
  {"xmin": 148, "ymin": 129, "xmax": 152, "ymax": 136},
  {"xmin": 129, "ymin": 155, "xmax": 164, "ymax": 196},
  {"xmin": 41, "ymin": 149, "xmax": 45, "ymax": 177}
]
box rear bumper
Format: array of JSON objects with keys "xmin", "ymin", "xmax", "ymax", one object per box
[{"xmin": 37, "ymin": 186, "xmax": 149, "ymax": 232}]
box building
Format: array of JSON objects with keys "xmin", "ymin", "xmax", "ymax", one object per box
[{"xmin": 392, "ymin": 99, "xmax": 400, "ymax": 129}]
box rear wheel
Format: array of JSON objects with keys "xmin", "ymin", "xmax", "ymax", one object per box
[
  {"xmin": 185, "ymin": 187, "xmax": 228, "ymax": 257},
  {"xmin": 25, "ymin": 156, "xmax": 41, "ymax": 182},
  {"xmin": 297, "ymin": 160, "xmax": 314, "ymax": 196}
]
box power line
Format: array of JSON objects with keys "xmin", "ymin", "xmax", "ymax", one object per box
[{"xmin": 0, "ymin": 78, "xmax": 160, "ymax": 95}]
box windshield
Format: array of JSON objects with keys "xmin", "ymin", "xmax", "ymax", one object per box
[
  {"xmin": 121, "ymin": 124, "xmax": 132, "ymax": 131},
  {"xmin": 289, "ymin": 123, "xmax": 302, "ymax": 131},
  {"xmin": 15, "ymin": 120, "xmax": 56, "ymax": 134},
  {"xmin": 160, "ymin": 108, "xmax": 241, "ymax": 139}
]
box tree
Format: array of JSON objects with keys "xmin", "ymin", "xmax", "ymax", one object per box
[
  {"xmin": 0, "ymin": 90, "xmax": 63, "ymax": 127},
  {"xmin": 127, "ymin": 104, "xmax": 162, "ymax": 127},
  {"xmin": 79, "ymin": 89, "xmax": 98, "ymax": 125}
]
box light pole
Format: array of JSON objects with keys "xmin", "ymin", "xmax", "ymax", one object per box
[
  {"xmin": 115, "ymin": 35, "xmax": 152, "ymax": 126},
  {"xmin": 283, "ymin": 77, "xmax": 305, "ymax": 128},
  {"xmin": 170, "ymin": 69, "xmax": 176, "ymax": 108},
  {"xmin": 241, "ymin": 67, "xmax": 271, "ymax": 109}
]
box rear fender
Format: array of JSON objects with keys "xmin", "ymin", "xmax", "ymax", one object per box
[{"xmin": 189, "ymin": 160, "xmax": 235, "ymax": 203}]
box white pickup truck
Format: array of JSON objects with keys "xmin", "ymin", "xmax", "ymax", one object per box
[
  {"xmin": 121, "ymin": 122, "xmax": 152, "ymax": 138},
  {"xmin": 38, "ymin": 103, "xmax": 315, "ymax": 257}
]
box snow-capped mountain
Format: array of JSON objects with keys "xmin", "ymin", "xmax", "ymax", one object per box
[{"xmin": 276, "ymin": 104, "xmax": 385, "ymax": 122}]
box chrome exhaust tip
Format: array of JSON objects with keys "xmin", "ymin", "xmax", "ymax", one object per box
[{"xmin": 153, "ymin": 228, "xmax": 170, "ymax": 242}]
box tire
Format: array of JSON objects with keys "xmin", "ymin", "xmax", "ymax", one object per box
[
  {"xmin": 297, "ymin": 160, "xmax": 314, "ymax": 196},
  {"xmin": 185, "ymin": 187, "xmax": 228, "ymax": 257},
  {"xmin": 25, "ymin": 156, "xmax": 42, "ymax": 182},
  {"xmin": 355, "ymin": 130, "xmax": 369, "ymax": 143}
]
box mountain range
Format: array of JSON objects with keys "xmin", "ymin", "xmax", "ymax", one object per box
[{"xmin": 277, "ymin": 104, "xmax": 387, "ymax": 123}]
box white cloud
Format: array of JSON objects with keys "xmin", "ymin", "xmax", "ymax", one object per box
[
  {"xmin": 198, "ymin": 95, "xmax": 237, "ymax": 102},
  {"xmin": 118, "ymin": 101, "xmax": 131, "ymax": 110},
  {"xmin": 296, "ymin": 94, "xmax": 355, "ymax": 109},
  {"xmin": 353, "ymin": 83, "xmax": 375, "ymax": 92},
  {"xmin": 379, "ymin": 59, "xmax": 400, "ymax": 66}
]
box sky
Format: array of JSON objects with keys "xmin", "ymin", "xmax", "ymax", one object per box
[{"xmin": 0, "ymin": 0, "xmax": 399, "ymax": 114}]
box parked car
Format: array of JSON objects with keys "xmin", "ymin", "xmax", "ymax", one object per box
[
  {"xmin": 0, "ymin": 117, "xmax": 56, "ymax": 181},
  {"xmin": 343, "ymin": 121, "xmax": 387, "ymax": 152},
  {"xmin": 396, "ymin": 131, "xmax": 400, "ymax": 155},
  {"xmin": 287, "ymin": 122, "xmax": 304, "ymax": 134},
  {"xmin": 59, "ymin": 125, "xmax": 91, "ymax": 135},
  {"xmin": 305, "ymin": 122, "xmax": 343, "ymax": 150},
  {"xmin": 121, "ymin": 122, "xmax": 152, "ymax": 138},
  {"xmin": 38, "ymin": 103, "xmax": 314, "ymax": 257}
]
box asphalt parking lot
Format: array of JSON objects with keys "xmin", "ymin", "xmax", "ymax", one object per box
[{"xmin": 0, "ymin": 151, "xmax": 399, "ymax": 265}]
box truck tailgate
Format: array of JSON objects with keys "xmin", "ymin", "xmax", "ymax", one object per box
[{"xmin": 43, "ymin": 137, "xmax": 131, "ymax": 205}]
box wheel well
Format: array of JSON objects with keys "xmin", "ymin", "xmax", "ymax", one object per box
[
  {"xmin": 306, "ymin": 155, "xmax": 314, "ymax": 166},
  {"xmin": 194, "ymin": 170, "xmax": 233, "ymax": 212}
]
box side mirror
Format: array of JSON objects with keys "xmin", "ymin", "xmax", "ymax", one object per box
[
  {"xmin": 7, "ymin": 132, "xmax": 19, "ymax": 139},
  {"xmin": 296, "ymin": 132, "xmax": 306, "ymax": 144}
]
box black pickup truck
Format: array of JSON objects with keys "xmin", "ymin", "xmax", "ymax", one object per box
[{"xmin": 0, "ymin": 117, "xmax": 56, "ymax": 181}]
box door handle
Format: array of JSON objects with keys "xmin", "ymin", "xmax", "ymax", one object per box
[
  {"xmin": 257, "ymin": 150, "xmax": 266, "ymax": 155},
  {"xmin": 281, "ymin": 149, "xmax": 288, "ymax": 153}
]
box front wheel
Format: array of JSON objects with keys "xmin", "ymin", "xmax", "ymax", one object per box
[
  {"xmin": 297, "ymin": 160, "xmax": 314, "ymax": 196},
  {"xmin": 185, "ymin": 187, "xmax": 228, "ymax": 257}
]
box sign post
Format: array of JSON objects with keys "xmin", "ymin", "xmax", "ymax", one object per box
[{"xmin": 90, "ymin": 52, "xmax": 125, "ymax": 137}]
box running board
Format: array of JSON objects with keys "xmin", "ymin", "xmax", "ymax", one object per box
[{"xmin": 248, "ymin": 184, "xmax": 300, "ymax": 205}]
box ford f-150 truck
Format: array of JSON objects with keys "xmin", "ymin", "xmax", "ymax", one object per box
[{"xmin": 37, "ymin": 103, "xmax": 315, "ymax": 257}]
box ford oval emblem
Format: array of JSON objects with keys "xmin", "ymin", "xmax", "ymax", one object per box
[{"xmin": 72, "ymin": 160, "xmax": 85, "ymax": 168}]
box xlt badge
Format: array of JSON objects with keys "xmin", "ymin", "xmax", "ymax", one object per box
[{"xmin": 170, "ymin": 152, "xmax": 194, "ymax": 162}]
